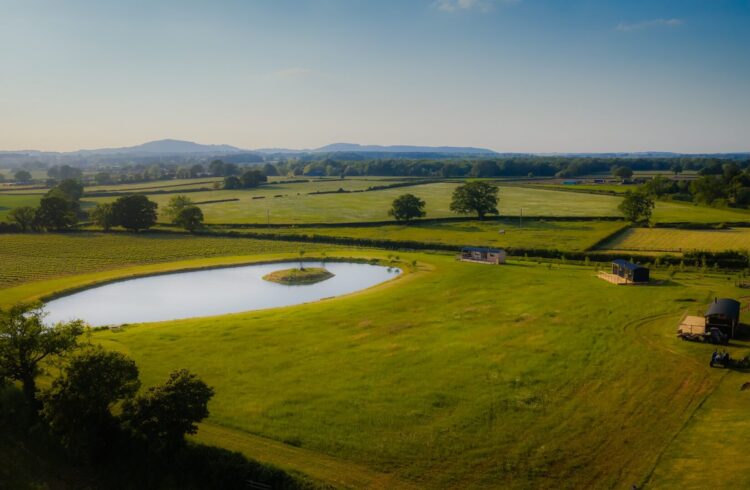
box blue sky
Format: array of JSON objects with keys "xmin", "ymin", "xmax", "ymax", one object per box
[{"xmin": 1, "ymin": 0, "xmax": 748, "ymax": 152}]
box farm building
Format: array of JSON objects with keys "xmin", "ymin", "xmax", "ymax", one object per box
[
  {"xmin": 459, "ymin": 247, "xmax": 506, "ymax": 265},
  {"xmin": 611, "ymin": 260, "xmax": 649, "ymax": 283},
  {"xmin": 705, "ymin": 298, "xmax": 741, "ymax": 338}
]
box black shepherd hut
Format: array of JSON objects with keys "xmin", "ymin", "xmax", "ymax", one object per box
[
  {"xmin": 611, "ymin": 260, "xmax": 649, "ymax": 283},
  {"xmin": 705, "ymin": 298, "xmax": 741, "ymax": 338}
]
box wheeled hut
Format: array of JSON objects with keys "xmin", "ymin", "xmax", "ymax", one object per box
[
  {"xmin": 459, "ymin": 247, "xmax": 506, "ymax": 265},
  {"xmin": 705, "ymin": 298, "xmax": 741, "ymax": 338},
  {"xmin": 611, "ymin": 259, "xmax": 649, "ymax": 284}
]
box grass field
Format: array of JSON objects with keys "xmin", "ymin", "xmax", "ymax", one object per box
[
  {"xmin": 0, "ymin": 233, "xmax": 341, "ymax": 291},
  {"xmin": 228, "ymin": 220, "xmax": 626, "ymax": 252},
  {"xmin": 598, "ymin": 227, "xmax": 750, "ymax": 253},
  {"xmin": 2, "ymin": 234, "xmax": 748, "ymax": 488}
]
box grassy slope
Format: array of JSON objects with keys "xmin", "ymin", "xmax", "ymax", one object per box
[
  {"xmin": 47, "ymin": 255, "xmax": 739, "ymax": 488},
  {"xmin": 598, "ymin": 227, "xmax": 750, "ymax": 253},
  {"xmin": 229, "ymin": 220, "xmax": 626, "ymax": 252}
]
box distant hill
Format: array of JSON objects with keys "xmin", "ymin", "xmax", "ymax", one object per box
[
  {"xmin": 75, "ymin": 139, "xmax": 242, "ymax": 155},
  {"xmin": 312, "ymin": 143, "xmax": 497, "ymax": 155}
]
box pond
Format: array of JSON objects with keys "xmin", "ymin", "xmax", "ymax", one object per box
[{"xmin": 44, "ymin": 261, "xmax": 401, "ymax": 326}]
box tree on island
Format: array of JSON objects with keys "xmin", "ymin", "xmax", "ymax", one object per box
[
  {"xmin": 450, "ymin": 181, "xmax": 499, "ymax": 220},
  {"xmin": 389, "ymin": 194, "xmax": 426, "ymax": 223},
  {"xmin": 112, "ymin": 194, "xmax": 158, "ymax": 232},
  {"xmin": 618, "ymin": 191, "xmax": 654, "ymax": 223},
  {"xmin": 0, "ymin": 303, "xmax": 84, "ymax": 408}
]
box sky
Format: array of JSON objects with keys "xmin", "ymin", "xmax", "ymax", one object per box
[{"xmin": 1, "ymin": 0, "xmax": 749, "ymax": 153}]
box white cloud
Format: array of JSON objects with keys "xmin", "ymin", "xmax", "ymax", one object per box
[
  {"xmin": 433, "ymin": 0, "xmax": 519, "ymax": 13},
  {"xmin": 616, "ymin": 18, "xmax": 684, "ymax": 32},
  {"xmin": 271, "ymin": 67, "xmax": 315, "ymax": 80}
]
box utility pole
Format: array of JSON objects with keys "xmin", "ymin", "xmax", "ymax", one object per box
[{"xmin": 519, "ymin": 208, "xmax": 523, "ymax": 228}]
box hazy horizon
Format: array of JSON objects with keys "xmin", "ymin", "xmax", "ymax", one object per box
[{"xmin": 2, "ymin": 0, "xmax": 749, "ymax": 153}]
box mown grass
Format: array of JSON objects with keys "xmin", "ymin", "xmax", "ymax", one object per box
[
  {"xmin": 598, "ymin": 227, "xmax": 750, "ymax": 253},
  {"xmin": 229, "ymin": 220, "xmax": 626, "ymax": 252},
  {"xmin": 2, "ymin": 234, "xmax": 749, "ymax": 487},
  {"xmin": 0, "ymin": 233, "xmax": 341, "ymax": 290},
  {"xmin": 47, "ymin": 253, "xmax": 740, "ymax": 488},
  {"xmin": 82, "ymin": 183, "xmax": 624, "ymax": 224}
]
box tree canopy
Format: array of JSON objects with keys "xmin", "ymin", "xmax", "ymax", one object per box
[
  {"xmin": 388, "ymin": 194, "xmax": 426, "ymax": 222},
  {"xmin": 449, "ymin": 181, "xmax": 499, "ymax": 219},
  {"xmin": 618, "ymin": 191, "xmax": 654, "ymax": 223},
  {"xmin": 112, "ymin": 194, "xmax": 158, "ymax": 232},
  {"xmin": 0, "ymin": 303, "xmax": 84, "ymax": 407}
]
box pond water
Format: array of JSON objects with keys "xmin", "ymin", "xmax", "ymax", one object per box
[{"xmin": 44, "ymin": 261, "xmax": 401, "ymax": 326}]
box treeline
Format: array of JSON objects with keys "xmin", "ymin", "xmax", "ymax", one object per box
[
  {"xmin": 6, "ymin": 156, "xmax": 750, "ymax": 188},
  {"xmin": 0, "ymin": 303, "xmax": 315, "ymax": 489},
  {"xmin": 640, "ymin": 163, "xmax": 750, "ymax": 207}
]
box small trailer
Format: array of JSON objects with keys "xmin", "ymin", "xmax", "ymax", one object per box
[{"xmin": 677, "ymin": 315, "xmax": 728, "ymax": 344}]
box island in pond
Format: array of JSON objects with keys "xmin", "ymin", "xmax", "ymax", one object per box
[{"xmin": 262, "ymin": 267, "xmax": 334, "ymax": 285}]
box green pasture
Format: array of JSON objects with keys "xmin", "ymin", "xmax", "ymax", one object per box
[
  {"xmin": 229, "ymin": 220, "xmax": 626, "ymax": 252},
  {"xmin": 2, "ymin": 234, "xmax": 748, "ymax": 488},
  {"xmin": 0, "ymin": 194, "xmax": 42, "ymax": 220},
  {"xmin": 0, "ymin": 233, "xmax": 341, "ymax": 291},
  {"xmin": 599, "ymin": 227, "xmax": 750, "ymax": 253},
  {"xmin": 83, "ymin": 183, "xmax": 624, "ymax": 224}
]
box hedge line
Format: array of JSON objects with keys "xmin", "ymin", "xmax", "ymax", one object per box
[{"xmin": 209, "ymin": 215, "xmax": 625, "ymax": 229}]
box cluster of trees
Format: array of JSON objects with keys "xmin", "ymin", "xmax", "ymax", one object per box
[
  {"xmin": 388, "ymin": 181, "xmax": 500, "ymax": 223},
  {"xmin": 637, "ymin": 164, "xmax": 750, "ymax": 207},
  {"xmin": 91, "ymin": 194, "xmax": 159, "ymax": 232},
  {"xmin": 0, "ymin": 303, "xmax": 214, "ymax": 471},
  {"xmin": 164, "ymin": 195, "xmax": 205, "ymax": 231},
  {"xmin": 8, "ymin": 179, "xmax": 84, "ymax": 231},
  {"xmin": 223, "ymin": 168, "xmax": 268, "ymax": 189},
  {"xmin": 618, "ymin": 192, "xmax": 655, "ymax": 223}
]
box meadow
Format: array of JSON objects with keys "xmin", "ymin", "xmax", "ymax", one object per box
[
  {"xmin": 227, "ymin": 220, "xmax": 626, "ymax": 252},
  {"xmin": 1, "ymin": 233, "xmax": 748, "ymax": 488},
  {"xmin": 599, "ymin": 227, "xmax": 750, "ymax": 253}
]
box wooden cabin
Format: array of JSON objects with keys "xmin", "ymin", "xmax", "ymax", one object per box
[
  {"xmin": 705, "ymin": 298, "xmax": 741, "ymax": 338},
  {"xmin": 459, "ymin": 247, "xmax": 506, "ymax": 265},
  {"xmin": 611, "ymin": 260, "xmax": 649, "ymax": 283}
]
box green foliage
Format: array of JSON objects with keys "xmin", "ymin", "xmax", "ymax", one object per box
[
  {"xmin": 388, "ymin": 193, "xmax": 426, "ymax": 222},
  {"xmin": 122, "ymin": 369, "xmax": 214, "ymax": 451},
  {"xmin": 612, "ymin": 166, "xmax": 634, "ymax": 179},
  {"xmin": 174, "ymin": 205, "xmax": 205, "ymax": 232},
  {"xmin": 50, "ymin": 179, "xmax": 84, "ymax": 202},
  {"xmin": 14, "ymin": 170, "xmax": 32, "ymax": 183},
  {"xmin": 449, "ymin": 181, "xmax": 499, "ymax": 219},
  {"xmin": 112, "ymin": 194, "xmax": 158, "ymax": 232},
  {"xmin": 41, "ymin": 347, "xmax": 140, "ymax": 456},
  {"xmin": 90, "ymin": 203, "xmax": 116, "ymax": 231},
  {"xmin": 164, "ymin": 194, "xmax": 195, "ymax": 222},
  {"xmin": 618, "ymin": 191, "xmax": 654, "ymax": 223},
  {"xmin": 240, "ymin": 169, "xmax": 267, "ymax": 188},
  {"xmin": 7, "ymin": 206, "xmax": 36, "ymax": 232},
  {"xmin": 0, "ymin": 303, "xmax": 84, "ymax": 406},
  {"xmin": 223, "ymin": 175, "xmax": 242, "ymax": 189},
  {"xmin": 34, "ymin": 196, "xmax": 78, "ymax": 231}
]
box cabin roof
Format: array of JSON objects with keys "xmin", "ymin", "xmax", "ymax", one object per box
[
  {"xmin": 461, "ymin": 247, "xmax": 504, "ymax": 253},
  {"xmin": 706, "ymin": 298, "xmax": 741, "ymax": 319},
  {"xmin": 612, "ymin": 259, "xmax": 648, "ymax": 271}
]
